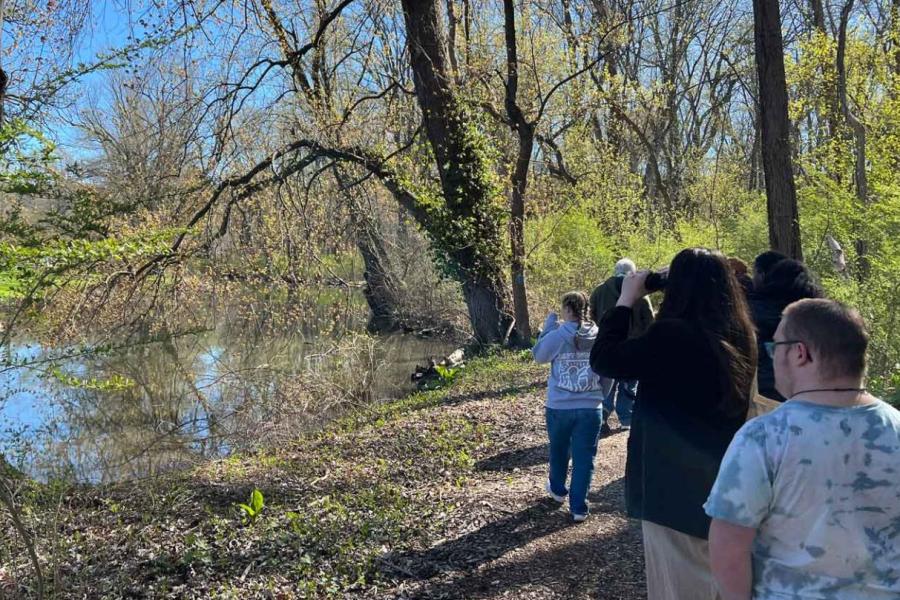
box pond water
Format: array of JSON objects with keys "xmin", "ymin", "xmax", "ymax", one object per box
[{"xmin": 0, "ymin": 307, "xmax": 461, "ymax": 483}]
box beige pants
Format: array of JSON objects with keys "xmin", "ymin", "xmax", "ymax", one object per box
[{"xmin": 642, "ymin": 520, "xmax": 721, "ymax": 600}]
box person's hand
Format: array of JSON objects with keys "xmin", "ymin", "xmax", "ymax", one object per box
[{"xmin": 617, "ymin": 270, "xmax": 650, "ymax": 307}]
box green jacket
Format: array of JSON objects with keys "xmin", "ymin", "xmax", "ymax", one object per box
[{"xmin": 589, "ymin": 275, "xmax": 654, "ymax": 337}]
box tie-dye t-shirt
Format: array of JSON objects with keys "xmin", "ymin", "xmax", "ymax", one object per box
[{"xmin": 704, "ymin": 399, "xmax": 900, "ymax": 599}]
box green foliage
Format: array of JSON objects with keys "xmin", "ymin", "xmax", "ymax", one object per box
[
  {"xmin": 526, "ymin": 204, "xmax": 616, "ymax": 313},
  {"xmin": 781, "ymin": 29, "xmax": 900, "ymax": 402},
  {"xmin": 48, "ymin": 369, "xmax": 134, "ymax": 391},
  {"xmin": 0, "ymin": 227, "xmax": 186, "ymax": 302},
  {"xmin": 433, "ymin": 364, "xmax": 458, "ymax": 381},
  {"xmin": 428, "ymin": 416, "xmax": 486, "ymax": 472},
  {"xmin": 0, "ymin": 268, "xmax": 22, "ymax": 300},
  {"xmin": 418, "ymin": 364, "xmax": 460, "ymax": 391},
  {"xmin": 236, "ymin": 488, "xmax": 265, "ymax": 525},
  {"xmin": 0, "ymin": 119, "xmax": 57, "ymax": 195},
  {"xmin": 281, "ymin": 483, "xmax": 412, "ymax": 594},
  {"xmin": 797, "ymin": 171, "xmax": 900, "ymax": 401},
  {"xmin": 38, "ymin": 187, "xmax": 120, "ymax": 238},
  {"xmin": 394, "ymin": 101, "xmax": 507, "ymax": 284},
  {"xmin": 526, "ymin": 194, "xmax": 897, "ymax": 400}
]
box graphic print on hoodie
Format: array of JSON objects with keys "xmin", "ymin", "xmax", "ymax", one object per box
[
  {"xmin": 532, "ymin": 313, "xmax": 605, "ymax": 409},
  {"xmin": 556, "ymin": 334, "xmax": 603, "ymax": 392}
]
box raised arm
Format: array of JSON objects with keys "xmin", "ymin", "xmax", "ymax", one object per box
[
  {"xmin": 532, "ymin": 313, "xmax": 570, "ymax": 364},
  {"xmin": 589, "ymin": 306, "xmax": 660, "ymax": 379},
  {"xmin": 590, "ymin": 271, "xmax": 661, "ymax": 379}
]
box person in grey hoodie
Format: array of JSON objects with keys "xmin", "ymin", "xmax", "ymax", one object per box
[{"xmin": 532, "ymin": 291, "xmax": 604, "ymax": 522}]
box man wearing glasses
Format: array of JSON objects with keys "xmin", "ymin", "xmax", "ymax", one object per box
[{"xmin": 703, "ymin": 298, "xmax": 900, "ymax": 600}]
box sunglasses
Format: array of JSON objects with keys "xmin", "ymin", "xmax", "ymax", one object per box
[{"xmin": 764, "ymin": 340, "xmax": 803, "ymax": 359}]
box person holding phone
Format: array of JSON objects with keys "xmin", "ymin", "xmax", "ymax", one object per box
[{"xmin": 590, "ymin": 248, "xmax": 757, "ymax": 600}]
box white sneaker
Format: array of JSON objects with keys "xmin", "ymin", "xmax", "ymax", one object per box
[
  {"xmin": 572, "ymin": 512, "xmax": 589, "ymax": 522},
  {"xmin": 545, "ymin": 480, "xmax": 566, "ymax": 502}
]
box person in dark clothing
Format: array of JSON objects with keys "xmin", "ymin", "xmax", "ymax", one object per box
[
  {"xmin": 589, "ymin": 259, "xmax": 654, "ymax": 333},
  {"xmin": 751, "ymin": 250, "xmax": 787, "ymax": 289},
  {"xmin": 589, "ymin": 258, "xmax": 654, "ymax": 434},
  {"xmin": 748, "ymin": 258, "xmax": 824, "ymax": 401},
  {"xmin": 590, "ymin": 248, "xmax": 757, "ymax": 600}
]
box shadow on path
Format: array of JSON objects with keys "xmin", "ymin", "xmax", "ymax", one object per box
[
  {"xmin": 381, "ymin": 476, "xmax": 640, "ymax": 598},
  {"xmin": 588, "ymin": 475, "xmax": 627, "ymax": 516},
  {"xmin": 439, "ymin": 381, "xmax": 544, "ymax": 408},
  {"xmin": 380, "ymin": 498, "xmax": 568, "ymax": 581},
  {"xmin": 405, "ymin": 520, "xmax": 645, "ymax": 599}
]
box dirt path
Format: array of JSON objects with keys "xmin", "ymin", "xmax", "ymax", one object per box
[
  {"xmin": 0, "ymin": 356, "xmax": 646, "ymax": 598},
  {"xmin": 380, "ymin": 381, "xmax": 645, "ymax": 599}
]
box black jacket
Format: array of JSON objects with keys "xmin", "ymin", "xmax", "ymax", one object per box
[
  {"xmin": 590, "ymin": 306, "xmax": 746, "ymax": 539},
  {"xmin": 589, "ymin": 276, "xmax": 654, "ymax": 337},
  {"xmin": 748, "ymin": 291, "xmax": 788, "ymax": 402}
]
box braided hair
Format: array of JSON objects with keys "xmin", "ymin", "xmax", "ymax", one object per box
[{"xmin": 561, "ymin": 291, "xmax": 590, "ymax": 326}]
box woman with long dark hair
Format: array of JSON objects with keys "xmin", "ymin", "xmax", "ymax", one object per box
[{"xmin": 590, "ymin": 248, "xmax": 757, "ymax": 600}]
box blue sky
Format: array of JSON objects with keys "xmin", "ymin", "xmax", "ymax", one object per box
[{"xmin": 47, "ymin": 1, "xmax": 168, "ymax": 154}]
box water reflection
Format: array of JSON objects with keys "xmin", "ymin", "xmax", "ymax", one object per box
[{"xmin": 0, "ymin": 324, "xmax": 459, "ymax": 483}]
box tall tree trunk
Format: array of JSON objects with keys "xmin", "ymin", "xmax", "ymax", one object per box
[
  {"xmin": 446, "ymin": 0, "xmax": 460, "ymax": 79},
  {"xmin": 0, "ymin": 0, "xmax": 6, "ymax": 126},
  {"xmin": 508, "ymin": 131, "xmax": 533, "ymax": 344},
  {"xmin": 662, "ymin": 7, "xmax": 683, "ymax": 213},
  {"xmin": 749, "ymin": 110, "xmax": 764, "ymax": 191},
  {"xmin": 503, "ymin": 0, "xmax": 532, "ymax": 344},
  {"xmin": 463, "ymin": 0, "xmax": 471, "ymax": 70},
  {"xmin": 590, "ymin": 0, "xmax": 626, "ymax": 154},
  {"xmin": 894, "ymin": 0, "xmax": 900, "ymax": 77},
  {"xmin": 810, "ymin": 0, "xmax": 826, "ymax": 32},
  {"xmin": 837, "ymin": 0, "xmax": 870, "ymax": 276},
  {"xmin": 753, "ymin": 0, "xmax": 803, "ymax": 259},
  {"xmin": 401, "ymin": 0, "xmax": 514, "ymax": 345},
  {"xmin": 809, "ymin": 0, "xmax": 840, "ymax": 140}
]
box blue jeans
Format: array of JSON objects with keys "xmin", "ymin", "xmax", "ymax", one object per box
[
  {"xmin": 602, "ymin": 379, "xmax": 636, "ymax": 427},
  {"xmin": 545, "ymin": 407, "xmax": 603, "ymax": 515}
]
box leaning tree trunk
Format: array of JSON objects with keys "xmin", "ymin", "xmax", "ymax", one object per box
[
  {"xmin": 753, "ymin": 0, "xmax": 803, "ymax": 259},
  {"xmin": 401, "ymin": 0, "xmax": 514, "ymax": 345},
  {"xmin": 332, "ymin": 165, "xmax": 406, "ymax": 332},
  {"xmin": 350, "ymin": 197, "xmax": 405, "ymax": 333}
]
